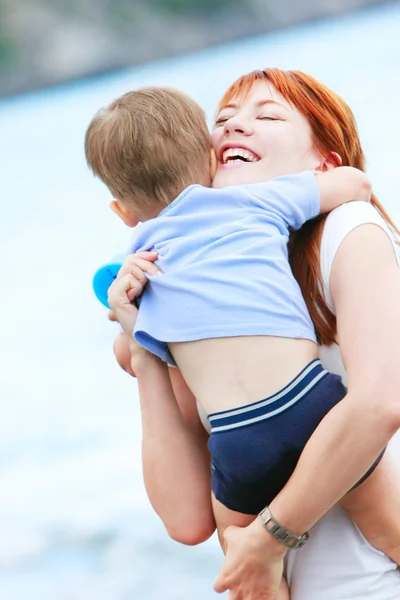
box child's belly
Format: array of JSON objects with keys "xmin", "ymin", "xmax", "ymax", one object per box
[{"xmin": 169, "ymin": 336, "xmax": 318, "ymax": 414}]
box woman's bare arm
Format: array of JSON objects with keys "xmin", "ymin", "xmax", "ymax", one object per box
[
  {"xmin": 269, "ymin": 223, "xmax": 400, "ymax": 534},
  {"xmin": 213, "ymin": 223, "xmax": 400, "ymax": 597},
  {"xmin": 136, "ymin": 355, "xmax": 216, "ymax": 545},
  {"xmin": 108, "ymin": 254, "xmax": 215, "ymax": 545}
]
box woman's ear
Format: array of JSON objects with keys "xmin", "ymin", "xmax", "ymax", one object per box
[
  {"xmin": 319, "ymin": 151, "xmax": 342, "ymax": 172},
  {"xmin": 110, "ymin": 200, "xmax": 140, "ymax": 227}
]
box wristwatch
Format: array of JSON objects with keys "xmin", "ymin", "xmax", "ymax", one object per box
[{"xmin": 258, "ymin": 506, "xmax": 309, "ymax": 550}]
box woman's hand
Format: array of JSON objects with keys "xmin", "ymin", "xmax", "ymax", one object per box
[
  {"xmin": 107, "ymin": 272, "xmax": 140, "ymax": 336},
  {"xmin": 108, "ymin": 251, "xmax": 162, "ymax": 374},
  {"xmin": 213, "ymin": 518, "xmax": 286, "ymax": 600},
  {"xmin": 107, "ymin": 250, "xmax": 160, "ymax": 335},
  {"xmin": 117, "ymin": 250, "xmax": 161, "ymax": 282}
]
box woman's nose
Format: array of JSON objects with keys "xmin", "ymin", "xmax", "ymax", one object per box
[{"xmin": 223, "ymin": 114, "xmax": 252, "ymax": 136}]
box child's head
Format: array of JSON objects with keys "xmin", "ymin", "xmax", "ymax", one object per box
[{"xmin": 85, "ymin": 86, "xmax": 212, "ymax": 224}]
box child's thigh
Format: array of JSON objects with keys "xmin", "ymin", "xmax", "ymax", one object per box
[
  {"xmin": 211, "ymin": 492, "xmax": 255, "ymax": 552},
  {"xmin": 340, "ymin": 449, "xmax": 400, "ymax": 515},
  {"xmin": 340, "ymin": 448, "xmax": 400, "ymax": 556}
]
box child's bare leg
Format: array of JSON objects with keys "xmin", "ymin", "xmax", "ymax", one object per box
[
  {"xmin": 211, "ymin": 492, "xmax": 254, "ymax": 550},
  {"xmin": 340, "ymin": 450, "xmax": 400, "ymax": 563},
  {"xmin": 212, "ymin": 493, "xmax": 290, "ymax": 599},
  {"xmin": 113, "ymin": 331, "xmax": 135, "ymax": 376}
]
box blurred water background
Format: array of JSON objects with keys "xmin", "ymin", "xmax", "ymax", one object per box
[{"xmin": 1, "ymin": 1, "xmax": 400, "ymax": 599}]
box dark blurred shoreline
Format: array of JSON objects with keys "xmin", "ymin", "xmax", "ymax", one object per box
[{"xmin": 0, "ymin": 0, "xmax": 394, "ymax": 98}]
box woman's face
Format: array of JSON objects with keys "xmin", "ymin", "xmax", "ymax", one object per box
[{"xmin": 211, "ymin": 80, "xmax": 324, "ymax": 188}]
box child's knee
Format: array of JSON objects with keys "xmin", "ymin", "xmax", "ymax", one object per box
[{"xmin": 113, "ymin": 332, "xmax": 135, "ymax": 376}]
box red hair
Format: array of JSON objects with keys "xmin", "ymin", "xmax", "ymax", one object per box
[{"xmin": 217, "ymin": 69, "xmax": 400, "ymax": 345}]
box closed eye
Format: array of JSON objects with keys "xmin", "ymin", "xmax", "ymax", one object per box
[{"xmin": 214, "ymin": 117, "xmax": 230, "ymax": 126}]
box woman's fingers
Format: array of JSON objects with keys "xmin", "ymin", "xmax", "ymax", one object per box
[
  {"xmin": 214, "ymin": 563, "xmax": 231, "ymax": 593},
  {"xmin": 123, "ymin": 273, "xmax": 145, "ymax": 302},
  {"xmin": 113, "ymin": 264, "xmax": 153, "ymax": 303},
  {"xmin": 107, "ymin": 274, "xmax": 140, "ymax": 335},
  {"xmin": 109, "ymin": 252, "xmax": 161, "ymax": 313},
  {"xmin": 124, "ymin": 264, "xmax": 148, "ymax": 289},
  {"xmin": 118, "ymin": 252, "xmax": 161, "ymax": 277},
  {"xmin": 108, "ymin": 273, "xmax": 141, "ymax": 308},
  {"xmin": 133, "ymin": 251, "xmax": 159, "ymax": 260},
  {"xmin": 118, "ymin": 254, "xmax": 161, "ymax": 279}
]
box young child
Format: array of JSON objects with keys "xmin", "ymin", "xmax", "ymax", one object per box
[{"xmin": 85, "ymin": 87, "xmax": 400, "ymax": 591}]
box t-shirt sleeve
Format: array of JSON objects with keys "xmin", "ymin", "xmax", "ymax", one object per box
[
  {"xmin": 320, "ymin": 201, "xmax": 400, "ymax": 311},
  {"xmin": 250, "ymin": 171, "xmax": 320, "ymax": 230}
]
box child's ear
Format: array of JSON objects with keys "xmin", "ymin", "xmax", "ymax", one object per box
[
  {"xmin": 318, "ymin": 151, "xmax": 342, "ymax": 173},
  {"xmin": 110, "ymin": 200, "xmax": 139, "ymax": 227},
  {"xmin": 210, "ymin": 148, "xmax": 217, "ymax": 180}
]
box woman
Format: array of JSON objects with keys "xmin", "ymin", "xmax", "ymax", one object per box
[{"xmin": 111, "ymin": 69, "xmax": 400, "ymax": 599}]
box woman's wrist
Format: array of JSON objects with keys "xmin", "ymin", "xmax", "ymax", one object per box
[
  {"xmin": 248, "ymin": 517, "xmax": 288, "ymax": 559},
  {"xmin": 258, "ymin": 506, "xmax": 309, "ymax": 550},
  {"xmin": 268, "ymin": 487, "xmax": 315, "ymax": 538}
]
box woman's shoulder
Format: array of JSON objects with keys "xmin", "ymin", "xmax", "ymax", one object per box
[
  {"xmin": 320, "ymin": 201, "xmax": 398, "ymax": 302},
  {"xmin": 323, "ymin": 200, "xmax": 391, "ymax": 240}
]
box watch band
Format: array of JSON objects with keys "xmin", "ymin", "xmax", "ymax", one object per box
[{"xmin": 258, "ymin": 506, "xmax": 309, "ymax": 550}]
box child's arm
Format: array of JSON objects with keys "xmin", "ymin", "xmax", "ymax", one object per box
[
  {"xmin": 316, "ymin": 166, "xmax": 371, "ymax": 214},
  {"xmin": 340, "ymin": 451, "xmax": 400, "ymax": 564}
]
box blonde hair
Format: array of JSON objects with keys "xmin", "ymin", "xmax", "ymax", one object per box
[{"xmin": 85, "ymin": 86, "xmax": 211, "ymax": 208}]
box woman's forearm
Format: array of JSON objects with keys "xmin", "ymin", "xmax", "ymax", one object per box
[
  {"xmin": 269, "ymin": 226, "xmax": 400, "ymax": 537},
  {"xmin": 136, "ymin": 357, "xmax": 215, "ymax": 544},
  {"xmin": 269, "ymin": 388, "xmax": 398, "ymax": 536}
]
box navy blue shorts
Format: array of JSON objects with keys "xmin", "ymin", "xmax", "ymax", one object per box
[{"xmin": 208, "ymin": 359, "xmax": 382, "ymax": 515}]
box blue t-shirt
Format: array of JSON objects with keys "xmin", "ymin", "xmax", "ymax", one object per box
[{"xmin": 130, "ymin": 171, "xmax": 320, "ymax": 365}]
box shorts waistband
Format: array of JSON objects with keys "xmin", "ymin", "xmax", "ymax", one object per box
[{"xmin": 208, "ymin": 359, "xmax": 328, "ymax": 433}]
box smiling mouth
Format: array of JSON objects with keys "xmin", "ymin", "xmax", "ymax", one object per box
[{"xmin": 222, "ymin": 147, "xmax": 259, "ymax": 165}]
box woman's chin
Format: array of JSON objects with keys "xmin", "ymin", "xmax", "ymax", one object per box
[{"xmin": 212, "ymin": 163, "xmax": 259, "ymax": 188}]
